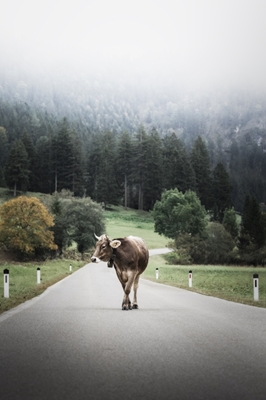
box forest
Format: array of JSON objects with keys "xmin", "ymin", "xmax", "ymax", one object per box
[
  {"xmin": 1, "ymin": 65, "xmax": 266, "ymax": 214},
  {"xmin": 0, "ymin": 98, "xmax": 266, "ymax": 214},
  {"xmin": 1, "ymin": 67, "xmax": 266, "ymax": 264}
]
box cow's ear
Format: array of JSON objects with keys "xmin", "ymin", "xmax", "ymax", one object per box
[{"xmin": 110, "ymin": 240, "xmax": 121, "ymax": 249}]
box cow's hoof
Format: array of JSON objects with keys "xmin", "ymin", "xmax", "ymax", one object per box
[
  {"xmin": 132, "ymin": 304, "xmax": 138, "ymax": 309},
  {"xmin": 122, "ymin": 305, "xmax": 128, "ymax": 311}
]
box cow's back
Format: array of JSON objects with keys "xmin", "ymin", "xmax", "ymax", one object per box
[{"xmin": 118, "ymin": 236, "xmax": 149, "ymax": 273}]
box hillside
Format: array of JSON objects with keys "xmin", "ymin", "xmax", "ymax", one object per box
[
  {"xmin": 1, "ymin": 65, "xmax": 266, "ymax": 147},
  {"xmin": 1, "ymin": 64, "xmax": 266, "ymax": 213}
]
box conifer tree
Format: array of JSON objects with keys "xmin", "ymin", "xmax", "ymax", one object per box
[
  {"xmin": 132, "ymin": 125, "xmax": 148, "ymax": 210},
  {"xmin": 190, "ymin": 136, "xmax": 212, "ymax": 210},
  {"xmin": 35, "ymin": 135, "xmax": 53, "ymax": 193},
  {"xmin": 51, "ymin": 119, "xmax": 75, "ymax": 192},
  {"xmin": 142, "ymin": 128, "xmax": 163, "ymax": 210},
  {"xmin": 5, "ymin": 139, "xmax": 30, "ymax": 196},
  {"xmin": 162, "ymin": 133, "xmax": 196, "ymax": 192},
  {"xmin": 240, "ymin": 195, "xmax": 265, "ymax": 249},
  {"xmin": 116, "ymin": 131, "xmax": 134, "ymax": 208},
  {"xmin": 212, "ymin": 162, "xmax": 232, "ymax": 222},
  {"xmin": 96, "ymin": 131, "xmax": 119, "ymax": 205},
  {"xmin": 21, "ymin": 129, "xmax": 38, "ymax": 191},
  {"xmin": 69, "ymin": 131, "xmax": 85, "ymax": 196},
  {"xmin": 0, "ymin": 126, "xmax": 8, "ymax": 169}
]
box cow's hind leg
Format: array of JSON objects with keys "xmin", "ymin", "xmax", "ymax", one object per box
[{"xmin": 132, "ymin": 274, "xmax": 141, "ymax": 309}]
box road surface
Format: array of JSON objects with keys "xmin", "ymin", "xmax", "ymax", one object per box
[{"xmin": 0, "ymin": 256, "xmax": 266, "ymax": 399}]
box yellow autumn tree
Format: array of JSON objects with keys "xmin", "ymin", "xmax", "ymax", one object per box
[{"xmin": 0, "ymin": 196, "xmax": 57, "ymax": 255}]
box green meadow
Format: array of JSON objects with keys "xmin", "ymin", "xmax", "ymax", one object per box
[{"xmin": 0, "ymin": 204, "xmax": 265, "ymax": 314}]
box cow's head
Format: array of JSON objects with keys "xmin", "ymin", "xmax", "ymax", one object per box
[{"xmin": 91, "ymin": 234, "xmax": 121, "ymax": 263}]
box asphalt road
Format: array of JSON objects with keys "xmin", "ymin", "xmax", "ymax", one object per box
[{"xmin": 1, "ymin": 254, "xmax": 266, "ymax": 400}]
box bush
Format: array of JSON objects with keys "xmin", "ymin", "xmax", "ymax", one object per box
[
  {"xmin": 0, "ymin": 196, "xmax": 57, "ymax": 258},
  {"xmin": 172, "ymin": 223, "xmax": 236, "ymax": 265}
]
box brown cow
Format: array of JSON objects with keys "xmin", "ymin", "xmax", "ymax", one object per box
[{"xmin": 91, "ymin": 234, "xmax": 149, "ymax": 310}]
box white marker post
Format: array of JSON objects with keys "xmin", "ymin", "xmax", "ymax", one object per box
[
  {"xmin": 69, "ymin": 264, "xmax": 72, "ymax": 272},
  {"xmin": 156, "ymin": 268, "xmax": 159, "ymax": 280},
  {"xmin": 188, "ymin": 270, "xmax": 193, "ymax": 288},
  {"xmin": 37, "ymin": 267, "xmax": 41, "ymax": 284},
  {"xmin": 253, "ymin": 273, "xmax": 259, "ymax": 301},
  {"xmin": 4, "ymin": 269, "xmax": 9, "ymax": 298}
]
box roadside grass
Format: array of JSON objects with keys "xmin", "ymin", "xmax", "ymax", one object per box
[
  {"xmin": 0, "ymin": 260, "xmax": 83, "ymax": 314},
  {"xmin": 104, "ymin": 205, "xmax": 168, "ymax": 249},
  {"xmin": 144, "ymin": 255, "xmax": 266, "ymax": 308}
]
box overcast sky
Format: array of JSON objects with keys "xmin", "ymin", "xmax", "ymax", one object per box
[{"xmin": 1, "ymin": 0, "xmax": 266, "ymax": 89}]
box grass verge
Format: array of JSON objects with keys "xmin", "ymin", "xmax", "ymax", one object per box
[
  {"xmin": 0, "ymin": 260, "xmax": 84, "ymax": 314},
  {"xmin": 144, "ymin": 255, "xmax": 266, "ymax": 308},
  {"xmin": 104, "ymin": 205, "xmax": 168, "ymax": 249}
]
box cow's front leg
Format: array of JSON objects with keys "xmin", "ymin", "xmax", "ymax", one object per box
[
  {"xmin": 122, "ymin": 292, "xmax": 132, "ymax": 310},
  {"xmin": 121, "ymin": 272, "xmax": 135, "ymax": 310}
]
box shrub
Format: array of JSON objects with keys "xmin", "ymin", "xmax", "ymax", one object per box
[{"xmin": 0, "ymin": 196, "xmax": 57, "ymax": 258}]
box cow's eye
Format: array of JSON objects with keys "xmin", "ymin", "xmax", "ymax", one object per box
[{"xmin": 101, "ymin": 244, "xmax": 106, "ymax": 249}]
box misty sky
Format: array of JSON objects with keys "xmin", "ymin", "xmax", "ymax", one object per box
[{"xmin": 1, "ymin": 0, "xmax": 266, "ymax": 88}]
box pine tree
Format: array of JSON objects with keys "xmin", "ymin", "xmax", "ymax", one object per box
[
  {"xmin": 132, "ymin": 125, "xmax": 148, "ymax": 210},
  {"xmin": 51, "ymin": 119, "xmax": 74, "ymax": 192},
  {"xmin": 212, "ymin": 162, "xmax": 232, "ymax": 222},
  {"xmin": 96, "ymin": 131, "xmax": 119, "ymax": 205},
  {"xmin": 35, "ymin": 133, "xmax": 53, "ymax": 194},
  {"xmin": 240, "ymin": 195, "xmax": 265, "ymax": 249},
  {"xmin": 21, "ymin": 129, "xmax": 38, "ymax": 191},
  {"xmin": 69, "ymin": 131, "xmax": 85, "ymax": 196},
  {"xmin": 0, "ymin": 126, "xmax": 8, "ymax": 169},
  {"xmin": 5, "ymin": 139, "xmax": 30, "ymax": 196},
  {"xmin": 116, "ymin": 131, "xmax": 134, "ymax": 208},
  {"xmin": 162, "ymin": 133, "xmax": 196, "ymax": 192},
  {"xmin": 142, "ymin": 128, "xmax": 163, "ymax": 210},
  {"xmin": 190, "ymin": 136, "xmax": 212, "ymax": 210}
]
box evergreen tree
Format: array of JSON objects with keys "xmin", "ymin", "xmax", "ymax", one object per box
[
  {"xmin": 21, "ymin": 129, "xmax": 38, "ymax": 191},
  {"xmin": 0, "ymin": 126, "xmax": 8, "ymax": 169},
  {"xmin": 116, "ymin": 131, "xmax": 134, "ymax": 208},
  {"xmin": 212, "ymin": 162, "xmax": 232, "ymax": 222},
  {"xmin": 69, "ymin": 131, "xmax": 85, "ymax": 196},
  {"xmin": 162, "ymin": 133, "xmax": 196, "ymax": 192},
  {"xmin": 51, "ymin": 119, "xmax": 74, "ymax": 192},
  {"xmin": 5, "ymin": 139, "xmax": 30, "ymax": 196},
  {"xmin": 142, "ymin": 128, "xmax": 163, "ymax": 210},
  {"xmin": 35, "ymin": 134, "xmax": 53, "ymax": 194},
  {"xmin": 85, "ymin": 133, "xmax": 102, "ymax": 199},
  {"xmin": 96, "ymin": 130, "xmax": 119, "ymax": 205},
  {"xmin": 132, "ymin": 125, "xmax": 148, "ymax": 210},
  {"xmin": 190, "ymin": 136, "xmax": 212, "ymax": 210},
  {"xmin": 240, "ymin": 195, "xmax": 265, "ymax": 249}
]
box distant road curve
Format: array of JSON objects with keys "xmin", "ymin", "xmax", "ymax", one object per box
[{"xmin": 149, "ymin": 247, "xmax": 172, "ymax": 256}]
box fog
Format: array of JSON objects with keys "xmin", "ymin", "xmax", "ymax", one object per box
[{"xmin": 1, "ymin": 0, "xmax": 266, "ymax": 90}]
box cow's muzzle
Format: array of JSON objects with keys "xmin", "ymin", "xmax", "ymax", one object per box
[{"xmin": 91, "ymin": 256, "xmax": 100, "ymax": 263}]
